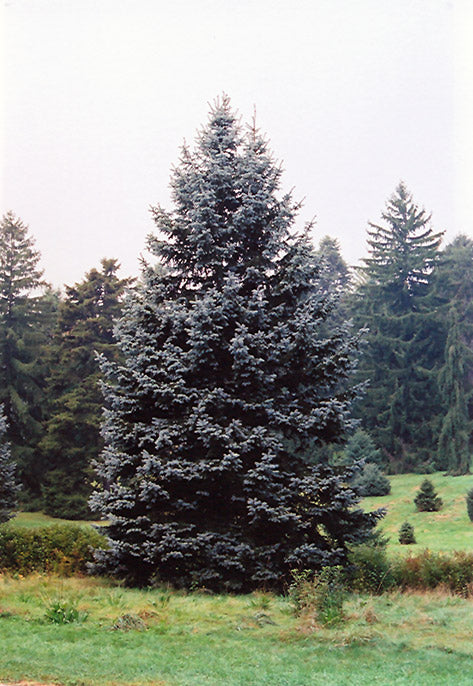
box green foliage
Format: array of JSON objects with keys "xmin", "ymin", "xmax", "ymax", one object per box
[
  {"xmin": 289, "ymin": 566, "xmax": 346, "ymax": 626},
  {"xmin": 466, "ymin": 488, "xmax": 473, "ymax": 522},
  {"xmin": 414, "ymin": 479, "xmax": 443, "ymax": 512},
  {"xmin": 347, "ymin": 542, "xmax": 394, "ymax": 593},
  {"xmin": 0, "ymin": 211, "xmax": 55, "ymax": 497},
  {"xmin": 353, "ymin": 183, "xmax": 444, "ymax": 471},
  {"xmin": 44, "ymin": 600, "xmax": 88, "ymax": 624},
  {"xmin": 0, "ymin": 524, "xmax": 105, "ymax": 574},
  {"xmin": 342, "ymin": 429, "xmax": 385, "ymax": 467},
  {"xmin": 437, "ymin": 309, "xmax": 471, "ymax": 474},
  {"xmin": 354, "ymin": 463, "xmax": 391, "ymax": 496},
  {"xmin": 391, "ymin": 550, "xmax": 473, "ymax": 595},
  {"xmin": 398, "ymin": 521, "xmax": 416, "ymax": 545},
  {"xmin": 40, "ymin": 259, "xmax": 131, "ymax": 518}
]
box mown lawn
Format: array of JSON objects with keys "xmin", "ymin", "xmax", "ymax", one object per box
[
  {"xmin": 362, "ymin": 471, "xmax": 473, "ymax": 555},
  {"xmin": 1, "ymin": 575, "xmax": 473, "ymax": 685},
  {"xmin": 9, "ymin": 511, "xmax": 106, "ymax": 529}
]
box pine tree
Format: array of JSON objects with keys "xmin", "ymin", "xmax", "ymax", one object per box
[
  {"xmin": 353, "ymin": 183, "xmax": 444, "ymax": 470},
  {"xmin": 342, "ymin": 429, "xmax": 385, "ymax": 467},
  {"xmin": 0, "ymin": 406, "xmax": 19, "ymax": 523},
  {"xmin": 40, "ymin": 259, "xmax": 131, "ymax": 519},
  {"xmin": 91, "ymin": 97, "xmax": 382, "ymax": 590},
  {"xmin": 0, "ymin": 212, "xmax": 50, "ymax": 497},
  {"xmin": 437, "ymin": 309, "xmax": 471, "ymax": 474},
  {"xmin": 353, "ymin": 463, "xmax": 391, "ymax": 497}
]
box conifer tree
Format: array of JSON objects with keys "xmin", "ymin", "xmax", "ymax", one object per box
[
  {"xmin": 91, "ymin": 97, "xmax": 381, "ymax": 590},
  {"xmin": 437, "ymin": 309, "xmax": 471, "ymax": 474},
  {"xmin": 353, "ymin": 184, "xmax": 444, "ymax": 470},
  {"xmin": 414, "ymin": 478, "xmax": 442, "ymax": 512},
  {"xmin": 41, "ymin": 259, "xmax": 131, "ymax": 519},
  {"xmin": 0, "ymin": 212, "xmax": 50, "ymax": 497},
  {"xmin": 0, "ymin": 407, "xmax": 19, "ymax": 523}
]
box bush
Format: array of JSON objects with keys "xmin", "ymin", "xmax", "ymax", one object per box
[
  {"xmin": 0, "ymin": 524, "xmax": 105, "ymax": 575},
  {"xmin": 414, "ymin": 479, "xmax": 443, "ymax": 512},
  {"xmin": 466, "ymin": 489, "xmax": 473, "ymax": 522},
  {"xmin": 399, "ymin": 521, "xmax": 416, "ymax": 544},
  {"xmin": 391, "ymin": 550, "xmax": 473, "ymax": 596},
  {"xmin": 353, "ymin": 463, "xmax": 391, "ymax": 496},
  {"xmin": 289, "ymin": 566, "xmax": 346, "ymax": 626},
  {"xmin": 44, "ymin": 600, "xmax": 88, "ymax": 624},
  {"xmin": 347, "ymin": 542, "xmax": 394, "ymax": 593}
]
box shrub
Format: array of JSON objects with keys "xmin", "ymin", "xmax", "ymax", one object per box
[
  {"xmin": 466, "ymin": 489, "xmax": 473, "ymax": 522},
  {"xmin": 0, "ymin": 524, "xmax": 105, "ymax": 575},
  {"xmin": 399, "ymin": 521, "xmax": 416, "ymax": 545},
  {"xmin": 391, "ymin": 550, "xmax": 473, "ymax": 596},
  {"xmin": 289, "ymin": 566, "xmax": 346, "ymax": 626},
  {"xmin": 347, "ymin": 542, "xmax": 394, "ymax": 593},
  {"xmin": 353, "ymin": 463, "xmax": 391, "ymax": 497},
  {"xmin": 414, "ymin": 479, "xmax": 443, "ymax": 512}
]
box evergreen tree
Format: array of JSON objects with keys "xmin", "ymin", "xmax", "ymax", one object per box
[
  {"xmin": 466, "ymin": 489, "xmax": 473, "ymax": 522},
  {"xmin": 398, "ymin": 521, "xmax": 416, "ymax": 544},
  {"xmin": 414, "ymin": 478, "xmax": 442, "ymax": 512},
  {"xmin": 0, "ymin": 212, "xmax": 50, "ymax": 497},
  {"xmin": 341, "ymin": 429, "xmax": 385, "ymax": 467},
  {"xmin": 91, "ymin": 97, "xmax": 382, "ymax": 590},
  {"xmin": 353, "ymin": 183, "xmax": 444, "ymax": 470},
  {"xmin": 353, "ymin": 463, "xmax": 391, "ymax": 497},
  {"xmin": 40, "ymin": 259, "xmax": 131, "ymax": 519},
  {"xmin": 437, "ymin": 309, "xmax": 471, "ymax": 474},
  {"xmin": 0, "ymin": 406, "xmax": 19, "ymax": 523}
]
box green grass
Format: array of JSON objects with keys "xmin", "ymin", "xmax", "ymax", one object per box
[
  {"xmin": 363, "ymin": 471, "xmax": 473, "ymax": 555},
  {"xmin": 1, "ymin": 575, "xmax": 473, "ymax": 685},
  {"xmin": 9, "ymin": 511, "xmax": 105, "ymax": 529}
]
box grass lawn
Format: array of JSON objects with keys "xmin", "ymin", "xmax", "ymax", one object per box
[
  {"xmin": 362, "ymin": 471, "xmax": 473, "ymax": 555},
  {"xmin": 9, "ymin": 511, "xmax": 106, "ymax": 529},
  {"xmin": 1, "ymin": 575, "xmax": 473, "ymax": 685}
]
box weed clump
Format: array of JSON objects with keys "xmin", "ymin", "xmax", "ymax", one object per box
[{"xmin": 289, "ymin": 566, "xmax": 346, "ymax": 626}]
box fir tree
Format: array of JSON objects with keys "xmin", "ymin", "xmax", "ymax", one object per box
[
  {"xmin": 342, "ymin": 429, "xmax": 385, "ymax": 467},
  {"xmin": 353, "ymin": 463, "xmax": 391, "ymax": 497},
  {"xmin": 398, "ymin": 521, "xmax": 416, "ymax": 544},
  {"xmin": 466, "ymin": 489, "xmax": 473, "ymax": 522},
  {"xmin": 91, "ymin": 97, "xmax": 382, "ymax": 590},
  {"xmin": 0, "ymin": 406, "xmax": 19, "ymax": 523},
  {"xmin": 0, "ymin": 212, "xmax": 50, "ymax": 497},
  {"xmin": 40, "ymin": 259, "xmax": 131, "ymax": 519},
  {"xmin": 353, "ymin": 183, "xmax": 444, "ymax": 470},
  {"xmin": 414, "ymin": 479, "xmax": 443, "ymax": 512},
  {"xmin": 437, "ymin": 309, "xmax": 471, "ymax": 474}
]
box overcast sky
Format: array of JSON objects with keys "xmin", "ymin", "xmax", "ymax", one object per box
[{"xmin": 1, "ymin": 0, "xmax": 472, "ymax": 289}]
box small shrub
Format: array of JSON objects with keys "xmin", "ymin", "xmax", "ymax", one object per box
[
  {"xmin": 399, "ymin": 521, "xmax": 416, "ymax": 545},
  {"xmin": 466, "ymin": 489, "xmax": 473, "ymax": 522},
  {"xmin": 391, "ymin": 550, "xmax": 473, "ymax": 596},
  {"xmin": 44, "ymin": 600, "xmax": 88, "ymax": 624},
  {"xmin": 289, "ymin": 566, "xmax": 346, "ymax": 626},
  {"xmin": 354, "ymin": 463, "xmax": 391, "ymax": 496},
  {"xmin": 414, "ymin": 479, "xmax": 443, "ymax": 512}
]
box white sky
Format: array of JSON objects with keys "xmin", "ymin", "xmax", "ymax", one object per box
[{"xmin": 1, "ymin": 0, "xmax": 472, "ymax": 289}]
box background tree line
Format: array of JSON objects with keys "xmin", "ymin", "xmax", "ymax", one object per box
[{"xmin": 1, "ymin": 179, "xmax": 472, "ymax": 521}]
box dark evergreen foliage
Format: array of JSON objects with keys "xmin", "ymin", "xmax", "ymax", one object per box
[
  {"xmin": 40, "ymin": 259, "xmax": 131, "ymax": 519},
  {"xmin": 353, "ymin": 183, "xmax": 444, "ymax": 470},
  {"xmin": 466, "ymin": 489, "xmax": 473, "ymax": 523},
  {"xmin": 398, "ymin": 521, "xmax": 416, "ymax": 545},
  {"xmin": 437, "ymin": 309, "xmax": 471, "ymax": 474},
  {"xmin": 353, "ymin": 463, "xmax": 391, "ymax": 497},
  {"xmin": 0, "ymin": 407, "xmax": 19, "ymax": 523},
  {"xmin": 0, "ymin": 212, "xmax": 52, "ymax": 497},
  {"xmin": 91, "ymin": 97, "xmax": 382, "ymax": 590},
  {"xmin": 414, "ymin": 479, "xmax": 443, "ymax": 512}
]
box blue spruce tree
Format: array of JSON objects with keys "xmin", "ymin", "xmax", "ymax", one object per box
[
  {"xmin": 91, "ymin": 97, "xmax": 381, "ymax": 590},
  {"xmin": 0, "ymin": 407, "xmax": 19, "ymax": 523}
]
